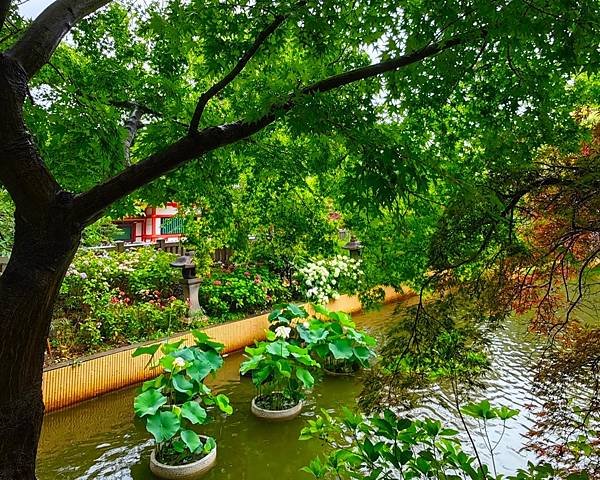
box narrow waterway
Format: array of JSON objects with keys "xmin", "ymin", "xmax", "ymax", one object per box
[{"xmin": 36, "ymin": 301, "xmax": 543, "ymax": 479}]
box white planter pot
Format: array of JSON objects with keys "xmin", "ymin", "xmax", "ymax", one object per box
[
  {"xmin": 251, "ymin": 396, "xmax": 303, "ymax": 421},
  {"xmin": 149, "ymin": 437, "xmax": 217, "ymax": 479}
]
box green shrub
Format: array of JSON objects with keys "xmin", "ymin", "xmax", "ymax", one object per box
[{"xmin": 198, "ymin": 266, "xmax": 290, "ymax": 318}]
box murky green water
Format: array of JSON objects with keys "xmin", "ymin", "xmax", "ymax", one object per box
[{"xmin": 36, "ymin": 301, "xmax": 543, "ymax": 479}]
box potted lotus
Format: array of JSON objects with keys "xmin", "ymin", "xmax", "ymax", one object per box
[
  {"xmin": 299, "ymin": 304, "xmax": 377, "ymax": 376},
  {"xmin": 267, "ymin": 303, "xmax": 310, "ymax": 344},
  {"xmin": 132, "ymin": 331, "xmax": 233, "ymax": 479},
  {"xmin": 240, "ymin": 326, "xmax": 319, "ymax": 420}
]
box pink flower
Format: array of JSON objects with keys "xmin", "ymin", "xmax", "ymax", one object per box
[
  {"xmin": 582, "ymin": 143, "xmax": 591, "ymax": 157},
  {"xmin": 244, "ymin": 271, "xmax": 251, "ymax": 277},
  {"xmin": 213, "ymin": 280, "xmax": 222, "ymax": 286}
]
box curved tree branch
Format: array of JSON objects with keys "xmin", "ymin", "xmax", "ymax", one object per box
[
  {"xmin": 7, "ymin": 0, "xmax": 113, "ymax": 80},
  {"xmin": 73, "ymin": 34, "xmax": 467, "ymax": 225},
  {"xmin": 0, "ymin": 55, "xmax": 62, "ymax": 215},
  {"xmin": 188, "ymin": 3, "xmax": 302, "ymax": 133}
]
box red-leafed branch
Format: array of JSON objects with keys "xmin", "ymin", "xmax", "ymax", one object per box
[
  {"xmin": 7, "ymin": 0, "xmax": 113, "ymax": 79},
  {"xmin": 73, "ymin": 34, "xmax": 466, "ymax": 225}
]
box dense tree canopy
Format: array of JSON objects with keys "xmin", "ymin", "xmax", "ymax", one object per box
[{"xmin": 1, "ymin": 0, "xmax": 600, "ymax": 477}]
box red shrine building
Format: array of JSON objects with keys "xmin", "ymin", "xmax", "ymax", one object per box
[{"xmin": 114, "ymin": 202, "xmax": 184, "ymax": 243}]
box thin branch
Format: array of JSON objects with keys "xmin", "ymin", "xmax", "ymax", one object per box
[
  {"xmin": 8, "ymin": 0, "xmax": 113, "ymax": 80},
  {"xmin": 73, "ymin": 33, "xmax": 468, "ymax": 225},
  {"xmin": 188, "ymin": 5, "xmax": 298, "ymax": 133},
  {"xmin": 111, "ymin": 100, "xmax": 187, "ymax": 127}
]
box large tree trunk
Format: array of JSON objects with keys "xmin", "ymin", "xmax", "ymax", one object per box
[
  {"xmin": 0, "ymin": 212, "xmax": 81, "ymax": 479},
  {"xmin": 0, "ymin": 51, "xmax": 83, "ymax": 479}
]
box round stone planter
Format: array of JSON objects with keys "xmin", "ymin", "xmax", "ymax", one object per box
[
  {"xmin": 323, "ymin": 362, "xmax": 361, "ymax": 377},
  {"xmin": 323, "ymin": 367, "xmax": 356, "ymax": 377},
  {"xmin": 149, "ymin": 438, "xmax": 217, "ymax": 479},
  {"xmin": 251, "ymin": 396, "xmax": 303, "ymax": 421}
]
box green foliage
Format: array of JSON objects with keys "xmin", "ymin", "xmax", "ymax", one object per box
[
  {"xmin": 0, "ymin": 189, "xmax": 14, "ymax": 256},
  {"xmin": 198, "ymin": 266, "xmax": 290, "ymax": 319},
  {"xmin": 360, "ymin": 307, "xmax": 491, "ymax": 413},
  {"xmin": 300, "ymin": 405, "xmax": 559, "ymax": 480},
  {"xmin": 358, "ymin": 287, "xmax": 387, "ymax": 312},
  {"xmin": 462, "ymin": 400, "xmax": 519, "ymax": 422},
  {"xmin": 132, "ymin": 334, "xmax": 232, "ymax": 465},
  {"xmin": 298, "ymin": 304, "xmax": 377, "ymax": 374},
  {"xmin": 226, "ymin": 180, "xmax": 340, "ymax": 284},
  {"xmin": 80, "ymin": 217, "xmax": 121, "ymax": 247},
  {"xmin": 240, "ymin": 325, "xmax": 320, "ymax": 409}
]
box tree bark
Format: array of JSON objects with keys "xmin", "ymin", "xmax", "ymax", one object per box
[
  {"xmin": 0, "ymin": 50, "xmax": 82, "ymax": 480},
  {"xmin": 0, "ymin": 213, "xmax": 81, "ymax": 480}
]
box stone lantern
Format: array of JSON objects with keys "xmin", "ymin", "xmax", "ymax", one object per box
[
  {"xmin": 170, "ymin": 253, "xmax": 201, "ymax": 313},
  {"xmin": 342, "ymin": 236, "xmax": 363, "ymax": 259}
]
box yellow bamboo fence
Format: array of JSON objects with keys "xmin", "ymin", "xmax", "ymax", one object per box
[{"xmin": 42, "ymin": 287, "xmax": 411, "ymax": 412}]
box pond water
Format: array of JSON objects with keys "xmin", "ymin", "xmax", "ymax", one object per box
[{"xmin": 36, "ymin": 300, "xmax": 543, "ymax": 479}]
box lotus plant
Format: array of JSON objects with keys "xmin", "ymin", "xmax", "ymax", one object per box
[
  {"xmin": 132, "ymin": 331, "xmax": 233, "ymax": 467},
  {"xmin": 267, "ymin": 303, "xmax": 310, "ymax": 345},
  {"xmin": 299, "ymin": 304, "xmax": 377, "ymax": 374},
  {"xmin": 240, "ymin": 328, "xmax": 319, "ymax": 412}
]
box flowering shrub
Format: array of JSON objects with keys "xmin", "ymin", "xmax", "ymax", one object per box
[
  {"xmin": 61, "ymin": 248, "xmax": 180, "ymax": 302},
  {"xmin": 197, "ymin": 266, "xmax": 290, "ymax": 319},
  {"xmin": 296, "ymin": 255, "xmax": 364, "ymax": 304},
  {"xmin": 49, "ymin": 247, "xmax": 189, "ymax": 360}
]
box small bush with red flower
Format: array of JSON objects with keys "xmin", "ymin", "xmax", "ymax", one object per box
[
  {"xmin": 49, "ymin": 248, "xmax": 191, "ymax": 362},
  {"xmin": 197, "ymin": 266, "xmax": 290, "ymax": 321}
]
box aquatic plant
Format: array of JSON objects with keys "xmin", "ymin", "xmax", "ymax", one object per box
[
  {"xmin": 300, "ymin": 401, "xmax": 563, "ymax": 480},
  {"xmin": 132, "ymin": 331, "xmax": 232, "ymax": 465},
  {"xmin": 299, "ymin": 304, "xmax": 377, "ymax": 374},
  {"xmin": 240, "ymin": 330, "xmax": 319, "ymax": 411}
]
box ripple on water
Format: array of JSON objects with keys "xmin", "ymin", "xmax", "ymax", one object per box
[{"xmin": 37, "ymin": 302, "xmax": 546, "ymax": 479}]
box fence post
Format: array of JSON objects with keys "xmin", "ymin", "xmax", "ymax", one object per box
[
  {"xmin": 156, "ymin": 238, "xmax": 166, "ymax": 250},
  {"xmin": 115, "ymin": 241, "xmax": 125, "ymax": 253}
]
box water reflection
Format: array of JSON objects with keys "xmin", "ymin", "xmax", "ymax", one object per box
[{"xmin": 37, "ymin": 302, "xmax": 543, "ymax": 479}]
